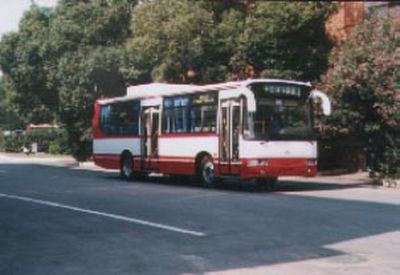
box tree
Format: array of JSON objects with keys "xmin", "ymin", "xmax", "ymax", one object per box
[
  {"xmin": 321, "ymin": 17, "xmax": 399, "ymax": 178},
  {"xmin": 216, "ymin": 2, "xmax": 335, "ymax": 80},
  {"xmin": 0, "ymin": 0, "xmax": 133, "ymax": 160},
  {"xmin": 0, "ymin": 6, "xmax": 57, "ymax": 123},
  {"xmin": 123, "ymin": 0, "xmax": 217, "ymax": 84},
  {"xmin": 0, "ymin": 0, "xmax": 335, "ymax": 160},
  {"xmin": 56, "ymin": 46, "xmax": 126, "ymax": 160},
  {"xmin": 124, "ymin": 1, "xmax": 334, "ymax": 84},
  {"xmin": 0, "ymin": 77, "xmax": 24, "ymax": 130},
  {"xmin": 50, "ymin": 0, "xmax": 132, "ymax": 160}
]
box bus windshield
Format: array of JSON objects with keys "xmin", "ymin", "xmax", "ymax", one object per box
[{"xmin": 245, "ymin": 82, "xmax": 314, "ymax": 141}]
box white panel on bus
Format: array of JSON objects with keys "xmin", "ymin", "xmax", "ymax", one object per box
[
  {"xmin": 159, "ymin": 136, "xmax": 219, "ymax": 158},
  {"xmin": 240, "ymin": 139, "xmax": 317, "ymax": 159},
  {"xmin": 93, "ymin": 138, "xmax": 141, "ymax": 155}
]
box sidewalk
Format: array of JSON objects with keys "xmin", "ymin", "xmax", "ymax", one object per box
[
  {"xmin": 281, "ymin": 172, "xmax": 373, "ymax": 186},
  {"xmin": 0, "ymin": 152, "xmax": 78, "ymax": 167},
  {"xmin": 0, "ymin": 152, "xmax": 110, "ymax": 171}
]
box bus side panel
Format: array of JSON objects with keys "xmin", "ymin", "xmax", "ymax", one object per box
[
  {"xmin": 158, "ymin": 135, "xmax": 219, "ymax": 176},
  {"xmin": 93, "ymin": 154, "xmax": 120, "ymax": 170},
  {"xmin": 240, "ymin": 140, "xmax": 317, "ymax": 159},
  {"xmin": 158, "ymin": 157, "xmax": 195, "ymax": 176},
  {"xmin": 93, "ymin": 138, "xmax": 140, "ymax": 170}
]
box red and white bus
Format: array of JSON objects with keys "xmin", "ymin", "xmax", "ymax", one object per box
[{"xmin": 92, "ymin": 79, "xmax": 331, "ymax": 186}]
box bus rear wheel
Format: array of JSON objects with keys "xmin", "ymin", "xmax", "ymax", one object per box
[
  {"xmin": 120, "ymin": 153, "xmax": 134, "ymax": 180},
  {"xmin": 198, "ymin": 155, "xmax": 216, "ymax": 187}
]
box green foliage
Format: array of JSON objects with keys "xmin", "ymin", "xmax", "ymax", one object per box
[
  {"xmin": 0, "ymin": 132, "xmax": 4, "ymax": 151},
  {"xmin": 51, "ymin": 1, "xmax": 132, "ymax": 160},
  {"xmin": 0, "ymin": 1, "xmax": 132, "ymax": 160},
  {"xmin": 3, "ymin": 135, "xmax": 24, "ymax": 153},
  {"xmin": 24, "ymin": 129, "xmax": 58, "ymax": 152},
  {"xmin": 228, "ymin": 1, "xmax": 334, "ymax": 81},
  {"xmin": 1, "ymin": 128, "xmax": 71, "ymax": 154},
  {"xmin": 0, "ymin": 6, "xmax": 56, "ymax": 123},
  {"xmin": 124, "ymin": 0, "xmax": 216, "ymax": 84},
  {"xmin": 48, "ymin": 129, "xmax": 71, "ymax": 154},
  {"xmin": 0, "ymin": 0, "xmax": 334, "ymax": 160},
  {"xmin": 124, "ymin": 1, "xmax": 333, "ymax": 83},
  {"xmin": 0, "ymin": 78, "xmax": 24, "ymax": 130},
  {"xmin": 321, "ymin": 17, "xmax": 399, "ymax": 178}
]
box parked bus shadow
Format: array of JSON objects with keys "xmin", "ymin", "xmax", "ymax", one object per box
[
  {"xmin": 1, "ymin": 161, "xmax": 371, "ymax": 194},
  {"xmin": 70, "ymin": 167, "xmax": 368, "ymax": 194},
  {"xmin": 117, "ymin": 173, "xmax": 368, "ymax": 194}
]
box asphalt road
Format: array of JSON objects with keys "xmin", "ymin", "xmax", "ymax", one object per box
[{"xmin": 0, "ymin": 160, "xmax": 399, "ymax": 275}]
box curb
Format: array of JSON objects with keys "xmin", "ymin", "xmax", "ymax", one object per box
[{"xmin": 381, "ymin": 179, "xmax": 400, "ymax": 189}]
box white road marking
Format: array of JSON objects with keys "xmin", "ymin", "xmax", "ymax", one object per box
[{"xmin": 0, "ymin": 192, "xmax": 205, "ymax": 237}]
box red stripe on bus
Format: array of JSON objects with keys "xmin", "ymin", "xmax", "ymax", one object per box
[
  {"xmin": 93, "ymin": 154, "xmax": 120, "ymax": 170},
  {"xmin": 93, "ymin": 154, "xmax": 317, "ymax": 178},
  {"xmin": 159, "ymin": 133, "xmax": 218, "ymax": 138},
  {"xmin": 93, "ymin": 135, "xmax": 141, "ymax": 140}
]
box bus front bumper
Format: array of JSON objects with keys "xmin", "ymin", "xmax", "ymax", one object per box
[{"xmin": 240, "ymin": 158, "xmax": 317, "ymax": 179}]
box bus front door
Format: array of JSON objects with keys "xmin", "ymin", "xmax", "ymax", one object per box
[
  {"xmin": 219, "ymin": 100, "xmax": 241, "ymax": 175},
  {"xmin": 141, "ymin": 106, "xmax": 160, "ymax": 171}
]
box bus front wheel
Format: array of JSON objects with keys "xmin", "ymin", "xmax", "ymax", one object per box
[{"xmin": 198, "ymin": 155, "xmax": 216, "ymax": 187}]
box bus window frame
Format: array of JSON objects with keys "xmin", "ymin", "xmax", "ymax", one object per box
[
  {"xmin": 99, "ymin": 100, "xmax": 141, "ymax": 136},
  {"xmin": 161, "ymin": 92, "xmax": 218, "ymax": 135}
]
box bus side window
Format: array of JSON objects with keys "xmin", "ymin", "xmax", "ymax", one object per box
[
  {"xmin": 100, "ymin": 105, "xmax": 112, "ymax": 134},
  {"xmin": 190, "ymin": 93, "xmax": 217, "ymax": 133},
  {"xmin": 99, "ymin": 101, "xmax": 140, "ymax": 136},
  {"xmin": 162, "ymin": 93, "xmax": 217, "ymax": 134},
  {"xmin": 162, "ymin": 96, "xmax": 190, "ymax": 134}
]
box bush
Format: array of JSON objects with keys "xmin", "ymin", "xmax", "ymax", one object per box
[
  {"xmin": 3, "ymin": 134, "xmax": 24, "ymax": 152},
  {"xmin": 321, "ymin": 16, "xmax": 399, "ymax": 178},
  {"xmin": 0, "ymin": 132, "xmax": 4, "ymax": 151},
  {"xmin": 65, "ymin": 126, "xmax": 92, "ymax": 161},
  {"xmin": 23, "ymin": 129, "xmax": 58, "ymax": 152},
  {"xmin": 2, "ymin": 128, "xmax": 72, "ymax": 155},
  {"xmin": 48, "ymin": 130, "xmax": 71, "ymax": 155},
  {"xmin": 379, "ymin": 133, "xmax": 400, "ymax": 178}
]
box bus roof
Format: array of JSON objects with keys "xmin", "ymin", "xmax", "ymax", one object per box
[{"xmin": 97, "ymin": 78, "xmax": 311, "ymax": 105}]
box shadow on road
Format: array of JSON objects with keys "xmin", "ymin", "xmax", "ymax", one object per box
[
  {"xmin": 113, "ymin": 173, "xmax": 367, "ymax": 194},
  {"xmin": 0, "ymin": 163, "xmax": 398, "ymax": 275},
  {"xmin": 0, "ymin": 161, "xmax": 369, "ymax": 194}
]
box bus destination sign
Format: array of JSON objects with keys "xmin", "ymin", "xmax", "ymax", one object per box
[
  {"xmin": 248, "ymin": 83, "xmax": 310, "ymax": 100},
  {"xmin": 192, "ymin": 93, "xmax": 216, "ymax": 105},
  {"xmin": 263, "ymin": 85, "xmax": 301, "ymax": 97}
]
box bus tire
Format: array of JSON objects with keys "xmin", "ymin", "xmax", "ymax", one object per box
[
  {"xmin": 256, "ymin": 177, "xmax": 278, "ymax": 191},
  {"xmin": 198, "ymin": 155, "xmax": 216, "ymax": 187},
  {"xmin": 120, "ymin": 152, "xmax": 134, "ymax": 180}
]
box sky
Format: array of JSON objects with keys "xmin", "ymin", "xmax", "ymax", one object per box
[
  {"xmin": 0, "ymin": 0, "xmax": 57, "ymax": 77},
  {"xmin": 0, "ymin": 0, "xmax": 58, "ymax": 39}
]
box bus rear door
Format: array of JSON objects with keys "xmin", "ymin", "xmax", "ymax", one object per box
[
  {"xmin": 141, "ymin": 106, "xmax": 160, "ymax": 171},
  {"xmin": 219, "ymin": 99, "xmax": 241, "ymax": 175}
]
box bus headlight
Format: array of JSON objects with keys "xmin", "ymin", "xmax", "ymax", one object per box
[
  {"xmin": 306, "ymin": 159, "xmax": 317, "ymax": 166},
  {"xmin": 247, "ymin": 160, "xmax": 268, "ymax": 167},
  {"xmin": 259, "ymin": 160, "xmax": 268, "ymax": 166},
  {"xmin": 247, "ymin": 160, "xmax": 258, "ymax": 167}
]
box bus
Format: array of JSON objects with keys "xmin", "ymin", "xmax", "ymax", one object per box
[{"xmin": 92, "ymin": 79, "xmax": 331, "ymax": 187}]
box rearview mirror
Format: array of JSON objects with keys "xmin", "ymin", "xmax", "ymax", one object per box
[{"xmin": 310, "ymin": 90, "xmax": 331, "ymax": 116}]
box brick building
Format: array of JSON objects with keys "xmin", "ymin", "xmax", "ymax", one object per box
[{"xmin": 326, "ymin": 1, "xmax": 400, "ymax": 42}]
